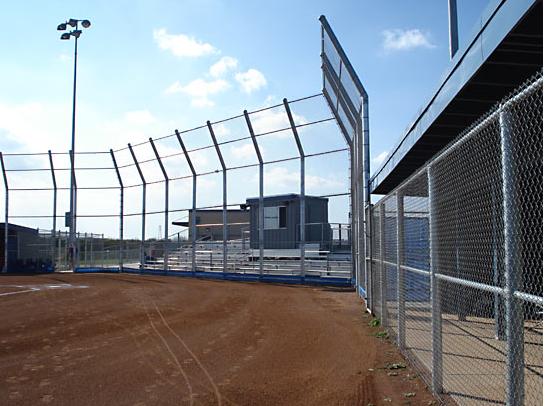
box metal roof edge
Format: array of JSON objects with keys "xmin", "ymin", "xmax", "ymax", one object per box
[{"xmin": 370, "ymin": 0, "xmax": 538, "ymax": 194}]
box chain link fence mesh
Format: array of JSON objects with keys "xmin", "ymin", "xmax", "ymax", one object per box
[{"xmin": 367, "ymin": 71, "xmax": 543, "ymax": 405}]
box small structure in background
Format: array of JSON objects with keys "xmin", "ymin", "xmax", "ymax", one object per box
[
  {"xmin": 172, "ymin": 209, "xmax": 250, "ymax": 242},
  {"xmin": 246, "ymin": 194, "xmax": 332, "ymax": 251},
  {"xmin": 0, "ymin": 223, "xmax": 53, "ymax": 272}
]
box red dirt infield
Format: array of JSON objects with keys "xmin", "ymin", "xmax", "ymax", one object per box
[{"xmin": 0, "ymin": 273, "xmax": 435, "ymax": 405}]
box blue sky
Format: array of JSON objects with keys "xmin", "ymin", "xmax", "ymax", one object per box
[{"xmin": 0, "ymin": 0, "xmax": 490, "ymax": 238}]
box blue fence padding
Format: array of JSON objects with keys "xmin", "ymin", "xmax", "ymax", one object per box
[
  {"xmin": 75, "ymin": 267, "xmax": 120, "ymax": 273},
  {"xmin": 358, "ymin": 285, "xmax": 366, "ymax": 299},
  {"xmin": 78, "ymin": 267, "xmax": 352, "ymax": 287}
]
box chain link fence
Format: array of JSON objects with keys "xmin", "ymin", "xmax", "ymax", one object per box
[{"xmin": 366, "ymin": 71, "xmax": 543, "ymax": 405}]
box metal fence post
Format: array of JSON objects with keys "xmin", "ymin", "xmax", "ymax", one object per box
[
  {"xmin": 0, "ymin": 153, "xmax": 8, "ymax": 273},
  {"xmin": 284, "ymin": 99, "xmax": 306, "ymax": 279},
  {"xmin": 149, "ymin": 138, "xmax": 169, "ymax": 273},
  {"xmin": 128, "ymin": 143, "xmax": 146, "ymax": 271},
  {"xmin": 89, "ymin": 233, "xmax": 93, "ymax": 267},
  {"xmin": 427, "ymin": 165, "xmax": 443, "ymax": 394},
  {"xmin": 110, "ymin": 149, "xmax": 124, "ymax": 273},
  {"xmin": 367, "ymin": 204, "xmax": 374, "ymax": 312},
  {"xmin": 357, "ymin": 95, "xmax": 369, "ymax": 297},
  {"xmin": 379, "ymin": 203, "xmax": 387, "ymax": 326},
  {"xmin": 396, "ymin": 191, "xmax": 405, "ymax": 349},
  {"xmin": 68, "ymin": 150, "xmax": 79, "ymax": 269},
  {"xmin": 84, "ymin": 232, "xmax": 88, "ymax": 266},
  {"xmin": 349, "ymin": 144, "xmax": 357, "ymax": 286},
  {"xmin": 243, "ymin": 111, "xmax": 264, "ymax": 277},
  {"xmin": 176, "ymin": 129, "xmax": 197, "ymax": 275},
  {"xmin": 492, "ymin": 189, "xmax": 505, "ymax": 339},
  {"xmin": 500, "ymin": 107, "xmax": 524, "ymax": 405},
  {"xmin": 207, "ymin": 121, "xmax": 228, "ymax": 273},
  {"xmin": 48, "ymin": 151, "xmax": 57, "ymax": 270}
]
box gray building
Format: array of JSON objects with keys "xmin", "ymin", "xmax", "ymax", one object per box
[
  {"xmin": 246, "ymin": 194, "xmax": 331, "ymax": 250},
  {"xmin": 173, "ymin": 209, "xmax": 250, "ymax": 241}
]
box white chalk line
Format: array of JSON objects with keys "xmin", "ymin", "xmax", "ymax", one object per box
[
  {"xmin": 0, "ymin": 284, "xmax": 89, "ymax": 297},
  {"xmin": 0, "ymin": 288, "xmax": 41, "ymax": 297}
]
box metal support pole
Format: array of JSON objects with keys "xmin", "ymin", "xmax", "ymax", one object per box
[
  {"xmin": 207, "ymin": 121, "xmax": 228, "ymax": 273},
  {"xmin": 428, "ymin": 166, "xmax": 443, "ymax": 394},
  {"xmin": 149, "ymin": 138, "xmax": 169, "ymax": 273},
  {"xmin": 48, "ymin": 150, "xmax": 57, "ymax": 270},
  {"xmin": 128, "ymin": 143, "xmax": 146, "ymax": 270},
  {"xmin": 367, "ymin": 204, "xmax": 374, "ymax": 311},
  {"xmin": 68, "ymin": 34, "xmax": 79, "ymax": 273},
  {"xmin": 243, "ymin": 111, "xmax": 264, "ymax": 277},
  {"xmin": 84, "ymin": 232, "xmax": 88, "ymax": 266},
  {"xmin": 396, "ymin": 192, "xmax": 405, "ymax": 349},
  {"xmin": 500, "ymin": 108, "xmax": 524, "ymax": 405},
  {"xmin": 492, "ymin": 189, "xmax": 505, "ymax": 339},
  {"xmin": 362, "ymin": 95, "xmax": 371, "ymax": 295},
  {"xmin": 349, "ymin": 144, "xmax": 357, "ymax": 285},
  {"xmin": 379, "ymin": 203, "xmax": 387, "ymax": 326},
  {"xmin": 110, "ymin": 149, "xmax": 124, "ymax": 273},
  {"xmin": 176, "ymin": 129, "xmax": 197, "ymax": 275},
  {"xmin": 283, "ymin": 99, "xmax": 306, "ymax": 278},
  {"xmin": 0, "ymin": 153, "xmax": 8, "ymax": 273},
  {"xmin": 448, "ymin": 0, "xmax": 459, "ymax": 59},
  {"xmin": 69, "ymin": 150, "xmax": 79, "ymax": 269}
]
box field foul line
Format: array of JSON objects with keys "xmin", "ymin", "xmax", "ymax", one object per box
[
  {"xmin": 0, "ymin": 288, "xmax": 41, "ymax": 297},
  {"xmin": 0, "ymin": 284, "xmax": 89, "ymax": 297}
]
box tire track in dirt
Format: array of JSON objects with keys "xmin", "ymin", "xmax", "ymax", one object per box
[
  {"xmin": 153, "ymin": 300, "xmax": 223, "ymax": 406},
  {"xmin": 144, "ymin": 305, "xmax": 195, "ymax": 405},
  {"xmin": 127, "ymin": 288, "xmax": 239, "ymax": 405}
]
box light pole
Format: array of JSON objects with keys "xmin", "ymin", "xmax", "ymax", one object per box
[{"xmin": 57, "ymin": 18, "xmax": 91, "ymax": 270}]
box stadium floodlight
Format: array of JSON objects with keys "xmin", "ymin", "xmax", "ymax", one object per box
[{"xmin": 57, "ymin": 18, "xmax": 91, "ymax": 271}]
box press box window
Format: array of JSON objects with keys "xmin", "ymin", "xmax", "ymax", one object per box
[{"xmin": 264, "ymin": 206, "xmax": 287, "ymax": 229}]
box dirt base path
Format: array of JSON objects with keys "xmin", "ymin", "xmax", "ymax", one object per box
[{"xmin": 0, "ymin": 274, "xmax": 436, "ymax": 405}]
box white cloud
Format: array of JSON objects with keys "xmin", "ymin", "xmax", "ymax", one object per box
[
  {"xmin": 125, "ymin": 110, "xmax": 156, "ymax": 125},
  {"xmin": 382, "ymin": 29, "xmax": 435, "ymax": 51},
  {"xmin": 213, "ymin": 123, "xmax": 231, "ymax": 139},
  {"xmin": 230, "ymin": 142, "xmax": 261, "ymax": 161},
  {"xmin": 235, "ymin": 69, "xmax": 267, "ymax": 93},
  {"xmin": 164, "ymin": 78, "xmax": 230, "ymax": 107},
  {"xmin": 153, "ymin": 28, "xmax": 218, "ymax": 57},
  {"xmin": 251, "ymin": 109, "xmax": 307, "ymax": 137},
  {"xmin": 0, "ymin": 101, "xmax": 69, "ymax": 153},
  {"xmin": 372, "ymin": 151, "xmax": 388, "ymax": 165},
  {"xmin": 209, "ymin": 56, "xmax": 238, "ymax": 78}
]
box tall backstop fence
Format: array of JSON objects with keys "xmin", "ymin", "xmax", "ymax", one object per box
[
  {"xmin": 366, "ymin": 71, "xmax": 543, "ymax": 405},
  {"xmin": 0, "ymin": 92, "xmax": 355, "ymax": 284}
]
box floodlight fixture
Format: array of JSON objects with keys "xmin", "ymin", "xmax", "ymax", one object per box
[
  {"xmin": 81, "ymin": 20, "xmax": 91, "ymax": 28},
  {"xmin": 57, "ymin": 23, "xmax": 67, "ymax": 31},
  {"xmin": 72, "ymin": 30, "xmax": 82, "ymax": 38},
  {"xmin": 60, "ymin": 33, "xmax": 70, "ymax": 40},
  {"xmin": 68, "ymin": 18, "xmax": 78, "ymax": 27}
]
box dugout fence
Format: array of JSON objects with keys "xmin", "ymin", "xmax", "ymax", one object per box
[{"xmin": 365, "ymin": 72, "xmax": 543, "ymax": 405}]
